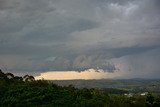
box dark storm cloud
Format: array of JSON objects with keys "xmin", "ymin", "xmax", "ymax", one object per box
[
  {"xmin": 0, "ymin": 0, "xmax": 160, "ymax": 78},
  {"xmin": 111, "ymin": 48, "xmax": 160, "ymax": 79},
  {"xmin": 23, "ymin": 19, "xmax": 98, "ymax": 43}
]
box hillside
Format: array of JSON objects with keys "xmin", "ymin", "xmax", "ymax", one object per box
[
  {"xmin": 1, "ymin": 70, "xmax": 160, "ymax": 107},
  {"xmin": 50, "ymin": 79, "xmax": 160, "ymax": 93}
]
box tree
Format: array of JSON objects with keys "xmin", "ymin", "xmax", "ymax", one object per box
[
  {"xmin": 13, "ymin": 76, "xmax": 23, "ymax": 81},
  {"xmin": 146, "ymin": 93, "xmax": 155, "ymax": 107},
  {"xmin": 5, "ymin": 73, "xmax": 14, "ymax": 79},
  {"xmin": 0, "ymin": 69, "xmax": 5, "ymax": 78},
  {"xmin": 23, "ymin": 75, "xmax": 35, "ymax": 82}
]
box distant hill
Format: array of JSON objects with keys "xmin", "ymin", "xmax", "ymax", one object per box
[{"xmin": 50, "ymin": 79, "xmax": 160, "ymax": 93}]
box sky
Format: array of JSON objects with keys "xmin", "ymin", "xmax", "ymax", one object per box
[
  {"xmin": 35, "ymin": 69, "xmax": 117, "ymax": 80},
  {"xmin": 0, "ymin": 0, "xmax": 160, "ymax": 79}
]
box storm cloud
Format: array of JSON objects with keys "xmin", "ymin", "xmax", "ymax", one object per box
[{"xmin": 0, "ymin": 0, "xmax": 160, "ymax": 78}]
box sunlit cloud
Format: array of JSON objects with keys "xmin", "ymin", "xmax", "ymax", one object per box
[{"xmin": 35, "ymin": 69, "xmax": 122, "ymax": 80}]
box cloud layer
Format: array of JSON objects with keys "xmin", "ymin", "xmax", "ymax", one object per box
[{"xmin": 0, "ymin": 0, "xmax": 160, "ymax": 78}]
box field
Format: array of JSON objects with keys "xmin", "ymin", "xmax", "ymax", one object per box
[{"xmin": 51, "ymin": 79, "xmax": 160, "ymax": 93}]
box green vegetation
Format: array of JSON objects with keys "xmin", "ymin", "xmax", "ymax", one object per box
[
  {"xmin": 51, "ymin": 79, "xmax": 160, "ymax": 93},
  {"xmin": 0, "ymin": 69, "xmax": 160, "ymax": 107}
]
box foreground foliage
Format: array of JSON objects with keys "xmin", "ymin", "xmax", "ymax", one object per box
[{"xmin": 0, "ymin": 70, "xmax": 160, "ymax": 107}]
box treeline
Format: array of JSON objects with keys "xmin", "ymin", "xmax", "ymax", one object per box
[{"xmin": 0, "ymin": 69, "xmax": 160, "ymax": 107}]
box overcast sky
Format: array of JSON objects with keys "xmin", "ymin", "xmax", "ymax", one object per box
[{"xmin": 0, "ymin": 0, "xmax": 160, "ymax": 78}]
